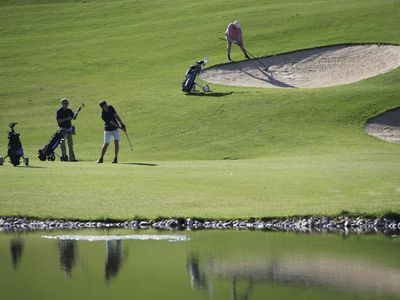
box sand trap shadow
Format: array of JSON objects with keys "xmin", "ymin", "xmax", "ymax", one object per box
[{"xmin": 201, "ymin": 44, "xmax": 400, "ymax": 88}]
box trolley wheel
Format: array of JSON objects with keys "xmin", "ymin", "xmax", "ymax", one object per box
[
  {"xmin": 38, "ymin": 152, "xmax": 46, "ymax": 161},
  {"xmin": 24, "ymin": 157, "xmax": 29, "ymax": 166},
  {"xmin": 202, "ymin": 85, "xmax": 210, "ymax": 92},
  {"xmin": 48, "ymin": 154, "xmax": 56, "ymax": 161},
  {"xmin": 0, "ymin": 156, "xmax": 3, "ymax": 166}
]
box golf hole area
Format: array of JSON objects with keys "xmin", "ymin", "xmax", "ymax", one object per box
[{"xmin": 201, "ymin": 44, "xmax": 400, "ymax": 88}]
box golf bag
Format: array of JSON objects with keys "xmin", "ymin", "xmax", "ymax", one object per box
[
  {"xmin": 3, "ymin": 123, "xmax": 28, "ymax": 166},
  {"xmin": 181, "ymin": 57, "xmax": 210, "ymax": 93},
  {"xmin": 38, "ymin": 127, "xmax": 73, "ymax": 161}
]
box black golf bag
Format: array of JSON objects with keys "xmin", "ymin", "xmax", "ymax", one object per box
[
  {"xmin": 3, "ymin": 123, "xmax": 28, "ymax": 166},
  {"xmin": 38, "ymin": 127, "xmax": 73, "ymax": 161},
  {"xmin": 181, "ymin": 58, "xmax": 210, "ymax": 93}
]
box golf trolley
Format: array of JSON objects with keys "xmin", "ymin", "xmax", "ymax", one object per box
[
  {"xmin": 0, "ymin": 123, "xmax": 29, "ymax": 167},
  {"xmin": 38, "ymin": 126, "xmax": 74, "ymax": 162},
  {"xmin": 182, "ymin": 57, "xmax": 210, "ymax": 93}
]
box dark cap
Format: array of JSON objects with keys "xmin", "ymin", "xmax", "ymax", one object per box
[
  {"xmin": 99, "ymin": 100, "xmax": 107, "ymax": 108},
  {"xmin": 61, "ymin": 97, "xmax": 69, "ymax": 104}
]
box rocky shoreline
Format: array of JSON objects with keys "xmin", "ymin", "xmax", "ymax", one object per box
[{"xmin": 0, "ymin": 216, "xmax": 399, "ymax": 233}]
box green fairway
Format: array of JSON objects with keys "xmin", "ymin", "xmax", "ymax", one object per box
[
  {"xmin": 0, "ymin": 0, "xmax": 399, "ymax": 219},
  {"xmin": 0, "ymin": 155, "xmax": 399, "ymax": 219}
]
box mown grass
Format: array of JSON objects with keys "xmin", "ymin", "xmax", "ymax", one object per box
[
  {"xmin": 0, "ymin": 0, "xmax": 399, "ymax": 219},
  {"xmin": 0, "ymin": 154, "xmax": 399, "ymax": 219}
]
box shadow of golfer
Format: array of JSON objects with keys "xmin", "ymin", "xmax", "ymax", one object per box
[
  {"xmin": 25, "ymin": 166, "xmax": 46, "ymax": 169},
  {"xmin": 241, "ymin": 67, "xmax": 295, "ymax": 88},
  {"xmin": 223, "ymin": 157, "xmax": 240, "ymax": 160},
  {"xmin": 121, "ymin": 162, "xmax": 158, "ymax": 167}
]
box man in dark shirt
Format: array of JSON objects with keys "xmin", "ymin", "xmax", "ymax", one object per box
[
  {"xmin": 56, "ymin": 98, "xmax": 80, "ymax": 161},
  {"xmin": 97, "ymin": 100, "xmax": 126, "ymax": 163}
]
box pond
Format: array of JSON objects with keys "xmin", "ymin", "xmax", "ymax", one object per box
[{"xmin": 1, "ymin": 229, "xmax": 400, "ymax": 300}]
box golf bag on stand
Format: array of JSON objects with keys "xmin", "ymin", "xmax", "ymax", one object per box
[
  {"xmin": 38, "ymin": 127, "xmax": 73, "ymax": 161},
  {"xmin": 1, "ymin": 123, "xmax": 29, "ymax": 167},
  {"xmin": 182, "ymin": 57, "xmax": 210, "ymax": 93}
]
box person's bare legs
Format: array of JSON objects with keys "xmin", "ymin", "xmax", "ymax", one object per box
[
  {"xmin": 227, "ymin": 41, "xmax": 232, "ymax": 61},
  {"xmin": 97, "ymin": 143, "xmax": 109, "ymax": 163},
  {"xmin": 113, "ymin": 140, "xmax": 119, "ymax": 163},
  {"xmin": 240, "ymin": 45, "xmax": 250, "ymax": 59}
]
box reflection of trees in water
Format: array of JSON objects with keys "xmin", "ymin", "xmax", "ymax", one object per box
[
  {"xmin": 187, "ymin": 254, "xmax": 253, "ymax": 300},
  {"xmin": 10, "ymin": 238, "xmax": 24, "ymax": 269},
  {"xmin": 187, "ymin": 254, "xmax": 207, "ymax": 290},
  {"xmin": 203, "ymin": 255, "xmax": 400, "ymax": 297},
  {"xmin": 105, "ymin": 240, "xmax": 124, "ymax": 281},
  {"xmin": 58, "ymin": 240, "xmax": 77, "ymax": 277}
]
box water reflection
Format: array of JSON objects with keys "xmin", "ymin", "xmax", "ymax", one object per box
[
  {"xmin": 105, "ymin": 240, "xmax": 126, "ymax": 281},
  {"xmin": 187, "ymin": 254, "xmax": 208, "ymax": 289},
  {"xmin": 1, "ymin": 231, "xmax": 399, "ymax": 300},
  {"xmin": 207, "ymin": 255, "xmax": 400, "ymax": 296},
  {"xmin": 232, "ymin": 276, "xmax": 253, "ymax": 300},
  {"xmin": 58, "ymin": 240, "xmax": 77, "ymax": 277},
  {"xmin": 186, "ymin": 251, "xmax": 400, "ymax": 298},
  {"xmin": 10, "ymin": 238, "xmax": 24, "ymax": 269}
]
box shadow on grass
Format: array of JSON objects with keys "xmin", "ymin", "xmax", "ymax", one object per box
[
  {"xmin": 185, "ymin": 92, "xmax": 234, "ymax": 97},
  {"xmin": 6, "ymin": 165, "xmax": 47, "ymax": 169},
  {"xmin": 121, "ymin": 162, "xmax": 159, "ymax": 167}
]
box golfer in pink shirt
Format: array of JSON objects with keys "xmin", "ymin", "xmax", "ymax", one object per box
[{"xmin": 225, "ymin": 21, "xmax": 250, "ymax": 61}]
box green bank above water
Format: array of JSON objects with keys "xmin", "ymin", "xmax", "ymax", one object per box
[{"xmin": 0, "ymin": 155, "xmax": 399, "ymax": 219}]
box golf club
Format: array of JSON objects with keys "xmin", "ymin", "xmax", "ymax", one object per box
[
  {"xmin": 245, "ymin": 50, "xmax": 270, "ymax": 71},
  {"xmin": 218, "ymin": 37, "xmax": 270, "ymax": 71},
  {"xmin": 73, "ymin": 103, "xmax": 85, "ymax": 119},
  {"xmin": 122, "ymin": 129, "xmax": 133, "ymax": 151}
]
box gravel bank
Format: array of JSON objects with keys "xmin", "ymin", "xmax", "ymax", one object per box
[{"xmin": 1, "ymin": 216, "xmax": 399, "ymax": 234}]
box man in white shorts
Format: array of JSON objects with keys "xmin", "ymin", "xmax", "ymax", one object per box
[{"xmin": 97, "ymin": 101, "xmax": 126, "ymax": 164}]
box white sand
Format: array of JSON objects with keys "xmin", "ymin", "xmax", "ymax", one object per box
[
  {"xmin": 366, "ymin": 108, "xmax": 400, "ymax": 143},
  {"xmin": 200, "ymin": 44, "xmax": 400, "ymax": 88}
]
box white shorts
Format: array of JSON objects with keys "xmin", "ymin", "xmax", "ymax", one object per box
[{"xmin": 104, "ymin": 129, "xmax": 120, "ymax": 144}]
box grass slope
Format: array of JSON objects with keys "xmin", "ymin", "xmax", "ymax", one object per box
[{"xmin": 0, "ymin": 0, "xmax": 399, "ymax": 219}]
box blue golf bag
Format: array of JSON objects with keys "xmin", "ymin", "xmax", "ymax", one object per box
[
  {"xmin": 38, "ymin": 127, "xmax": 73, "ymax": 161},
  {"xmin": 181, "ymin": 58, "xmax": 209, "ymax": 93},
  {"xmin": 4, "ymin": 123, "xmax": 28, "ymax": 166}
]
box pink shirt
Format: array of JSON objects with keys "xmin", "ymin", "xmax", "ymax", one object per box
[{"xmin": 226, "ymin": 23, "xmax": 243, "ymax": 46}]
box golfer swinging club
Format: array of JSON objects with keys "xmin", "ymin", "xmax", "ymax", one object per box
[
  {"xmin": 97, "ymin": 100, "xmax": 126, "ymax": 164},
  {"xmin": 225, "ymin": 20, "xmax": 250, "ymax": 62}
]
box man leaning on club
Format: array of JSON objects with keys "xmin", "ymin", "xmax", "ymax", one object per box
[{"xmin": 56, "ymin": 97, "xmax": 80, "ymax": 162}]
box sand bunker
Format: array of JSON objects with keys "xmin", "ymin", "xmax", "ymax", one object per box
[
  {"xmin": 365, "ymin": 108, "xmax": 400, "ymax": 143},
  {"xmin": 201, "ymin": 44, "xmax": 400, "ymax": 88}
]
